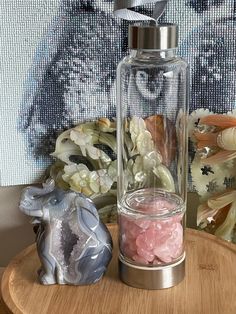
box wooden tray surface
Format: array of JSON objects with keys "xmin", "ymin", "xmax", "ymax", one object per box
[
  {"xmin": 0, "ymin": 268, "xmax": 7, "ymax": 314},
  {"xmin": 2, "ymin": 226, "xmax": 236, "ymax": 314}
]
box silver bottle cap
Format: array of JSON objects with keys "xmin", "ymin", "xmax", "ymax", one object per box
[{"xmin": 128, "ymin": 23, "xmax": 178, "ymax": 50}]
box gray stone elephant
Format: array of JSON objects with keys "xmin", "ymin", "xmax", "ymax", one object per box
[{"xmin": 19, "ymin": 179, "xmax": 113, "ymax": 285}]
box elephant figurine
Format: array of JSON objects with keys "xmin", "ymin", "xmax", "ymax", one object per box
[{"xmin": 19, "ymin": 179, "xmax": 113, "ymax": 285}]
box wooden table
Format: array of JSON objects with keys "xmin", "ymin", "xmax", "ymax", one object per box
[
  {"xmin": 1, "ymin": 226, "xmax": 236, "ymax": 314},
  {"xmin": 0, "ymin": 268, "xmax": 7, "ymax": 314}
]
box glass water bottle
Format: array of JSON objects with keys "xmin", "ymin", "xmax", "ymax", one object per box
[{"xmin": 116, "ymin": 24, "xmax": 189, "ymax": 289}]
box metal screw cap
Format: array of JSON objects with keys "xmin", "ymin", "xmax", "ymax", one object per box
[{"xmin": 128, "ymin": 23, "xmax": 178, "ymax": 50}]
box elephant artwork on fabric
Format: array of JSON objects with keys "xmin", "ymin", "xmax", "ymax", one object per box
[
  {"xmin": 18, "ymin": 0, "xmax": 152, "ymax": 165},
  {"xmin": 19, "ymin": 179, "xmax": 113, "ymax": 285}
]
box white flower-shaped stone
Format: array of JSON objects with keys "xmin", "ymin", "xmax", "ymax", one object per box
[
  {"xmin": 191, "ymin": 154, "xmax": 235, "ymax": 200},
  {"xmin": 63, "ymin": 164, "xmax": 113, "ymax": 197},
  {"xmin": 129, "ymin": 117, "xmax": 154, "ymax": 155}
]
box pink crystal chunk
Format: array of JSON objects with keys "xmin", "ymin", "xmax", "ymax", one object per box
[{"xmin": 119, "ymin": 195, "xmax": 184, "ymax": 266}]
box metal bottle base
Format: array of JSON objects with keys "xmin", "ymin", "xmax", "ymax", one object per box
[{"xmin": 119, "ymin": 254, "xmax": 185, "ymax": 290}]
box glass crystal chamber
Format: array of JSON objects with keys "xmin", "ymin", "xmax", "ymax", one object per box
[{"xmin": 116, "ymin": 24, "xmax": 189, "ymax": 289}]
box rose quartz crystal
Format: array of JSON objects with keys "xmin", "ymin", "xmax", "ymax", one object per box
[{"xmin": 119, "ymin": 197, "xmax": 184, "ymax": 266}]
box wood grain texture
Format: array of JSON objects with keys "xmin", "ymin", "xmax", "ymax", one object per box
[
  {"xmin": 0, "ymin": 268, "xmax": 8, "ymax": 314},
  {"xmin": 1, "ymin": 226, "xmax": 236, "ymax": 314},
  {"xmin": 0, "ymin": 268, "xmax": 4, "ymax": 286}
]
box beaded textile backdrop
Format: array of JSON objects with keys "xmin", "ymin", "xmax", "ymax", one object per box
[{"xmin": 0, "ymin": 0, "xmax": 235, "ymax": 186}]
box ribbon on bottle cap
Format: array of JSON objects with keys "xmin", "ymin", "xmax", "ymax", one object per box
[{"xmin": 114, "ymin": 0, "xmax": 168, "ymax": 22}]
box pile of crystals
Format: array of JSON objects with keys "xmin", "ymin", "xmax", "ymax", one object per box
[{"xmin": 119, "ymin": 197, "xmax": 184, "ymax": 265}]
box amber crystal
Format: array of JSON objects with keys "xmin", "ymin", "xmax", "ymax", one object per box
[{"xmin": 145, "ymin": 115, "xmax": 177, "ymax": 166}]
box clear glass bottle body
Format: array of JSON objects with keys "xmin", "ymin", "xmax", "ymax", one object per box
[{"xmin": 117, "ymin": 49, "xmax": 189, "ymax": 268}]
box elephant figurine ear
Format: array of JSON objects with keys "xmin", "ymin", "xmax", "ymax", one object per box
[{"xmin": 75, "ymin": 194, "xmax": 100, "ymax": 233}]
